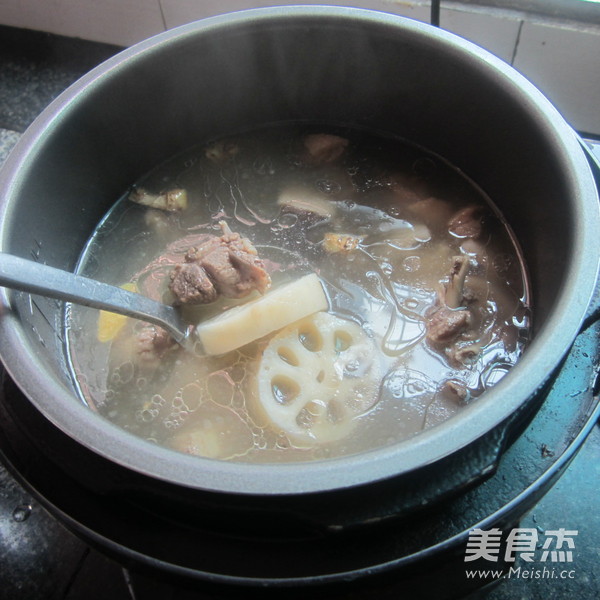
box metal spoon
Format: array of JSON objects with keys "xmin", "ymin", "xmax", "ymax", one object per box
[{"xmin": 0, "ymin": 252, "xmax": 192, "ymax": 346}]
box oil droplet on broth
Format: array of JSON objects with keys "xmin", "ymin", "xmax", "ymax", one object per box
[{"xmin": 403, "ymin": 256, "xmax": 421, "ymax": 272}]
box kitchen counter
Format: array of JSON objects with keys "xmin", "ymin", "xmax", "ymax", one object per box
[{"xmin": 0, "ymin": 23, "xmax": 598, "ymax": 600}]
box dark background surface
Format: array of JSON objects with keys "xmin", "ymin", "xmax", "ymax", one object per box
[{"xmin": 0, "ymin": 24, "xmax": 598, "ymax": 599}]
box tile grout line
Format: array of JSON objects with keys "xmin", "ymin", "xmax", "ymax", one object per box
[
  {"xmin": 510, "ymin": 19, "xmax": 524, "ymax": 65},
  {"xmin": 61, "ymin": 546, "xmax": 92, "ymax": 600},
  {"xmin": 157, "ymin": 0, "xmax": 167, "ymax": 32},
  {"xmin": 122, "ymin": 568, "xmax": 138, "ymax": 600}
]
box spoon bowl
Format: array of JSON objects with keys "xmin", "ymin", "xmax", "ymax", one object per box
[{"xmin": 0, "ymin": 252, "xmax": 193, "ymax": 346}]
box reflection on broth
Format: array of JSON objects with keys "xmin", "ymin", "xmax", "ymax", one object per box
[{"xmin": 66, "ymin": 126, "xmax": 531, "ymax": 463}]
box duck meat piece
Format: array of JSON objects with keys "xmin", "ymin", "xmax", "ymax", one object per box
[
  {"xmin": 205, "ymin": 140, "xmax": 240, "ymax": 164},
  {"xmin": 444, "ymin": 255, "xmax": 471, "ymax": 309},
  {"xmin": 129, "ymin": 233, "xmax": 214, "ymax": 303},
  {"xmin": 169, "ymin": 260, "xmax": 218, "ymax": 304},
  {"xmin": 136, "ymin": 323, "xmax": 176, "ymax": 365},
  {"xmin": 426, "ymin": 256, "xmax": 472, "ymax": 345},
  {"xmin": 427, "ymin": 306, "xmax": 471, "ymax": 345},
  {"xmin": 301, "ymin": 133, "xmax": 348, "ymax": 165},
  {"xmin": 169, "ymin": 221, "xmax": 271, "ymax": 305},
  {"xmin": 440, "ymin": 379, "xmax": 471, "ymax": 404},
  {"xmin": 448, "ymin": 342, "xmax": 482, "ymax": 365},
  {"xmin": 129, "ymin": 186, "xmax": 188, "ymax": 212},
  {"xmin": 448, "ymin": 205, "xmax": 488, "ymax": 239}
]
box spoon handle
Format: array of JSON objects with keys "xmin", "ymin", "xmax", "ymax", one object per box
[{"xmin": 0, "ymin": 253, "xmax": 188, "ymax": 343}]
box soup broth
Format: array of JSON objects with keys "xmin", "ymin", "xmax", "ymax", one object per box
[{"xmin": 66, "ymin": 125, "xmax": 531, "ymax": 463}]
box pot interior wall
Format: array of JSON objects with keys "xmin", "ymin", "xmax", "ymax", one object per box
[{"xmin": 0, "ymin": 13, "xmax": 579, "ymax": 405}]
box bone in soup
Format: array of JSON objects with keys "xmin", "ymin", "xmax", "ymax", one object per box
[{"xmin": 66, "ymin": 126, "xmax": 531, "ymax": 463}]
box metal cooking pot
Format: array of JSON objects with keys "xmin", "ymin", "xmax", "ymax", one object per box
[{"xmin": 0, "ymin": 6, "xmax": 599, "ymax": 511}]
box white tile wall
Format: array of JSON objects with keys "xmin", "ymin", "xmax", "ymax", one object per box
[
  {"xmin": 160, "ymin": 0, "xmax": 430, "ymax": 28},
  {"xmin": 513, "ymin": 21, "xmax": 600, "ymax": 134},
  {"xmin": 439, "ymin": 6, "xmax": 521, "ymax": 63},
  {"xmin": 159, "ymin": 1, "xmax": 519, "ymax": 63},
  {"xmin": 0, "ymin": 0, "xmax": 598, "ymax": 134}
]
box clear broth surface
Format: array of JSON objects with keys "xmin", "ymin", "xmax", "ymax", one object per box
[{"xmin": 66, "ymin": 125, "xmax": 531, "ymax": 463}]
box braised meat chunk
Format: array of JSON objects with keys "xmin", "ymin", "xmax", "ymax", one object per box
[
  {"xmin": 302, "ymin": 133, "xmax": 348, "ymax": 165},
  {"xmin": 129, "ymin": 187, "xmax": 188, "ymax": 212},
  {"xmin": 136, "ymin": 323, "xmax": 176, "ymax": 365},
  {"xmin": 169, "ymin": 221, "xmax": 271, "ymax": 305},
  {"xmin": 169, "ymin": 259, "xmax": 218, "ymax": 304},
  {"xmin": 426, "ymin": 256, "xmax": 473, "ymax": 347},
  {"xmin": 447, "ymin": 205, "xmax": 488, "ymax": 239},
  {"xmin": 427, "ymin": 306, "xmax": 471, "ymax": 345}
]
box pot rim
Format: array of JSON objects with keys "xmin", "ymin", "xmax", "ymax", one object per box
[{"xmin": 1, "ymin": 5, "xmax": 599, "ymax": 495}]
